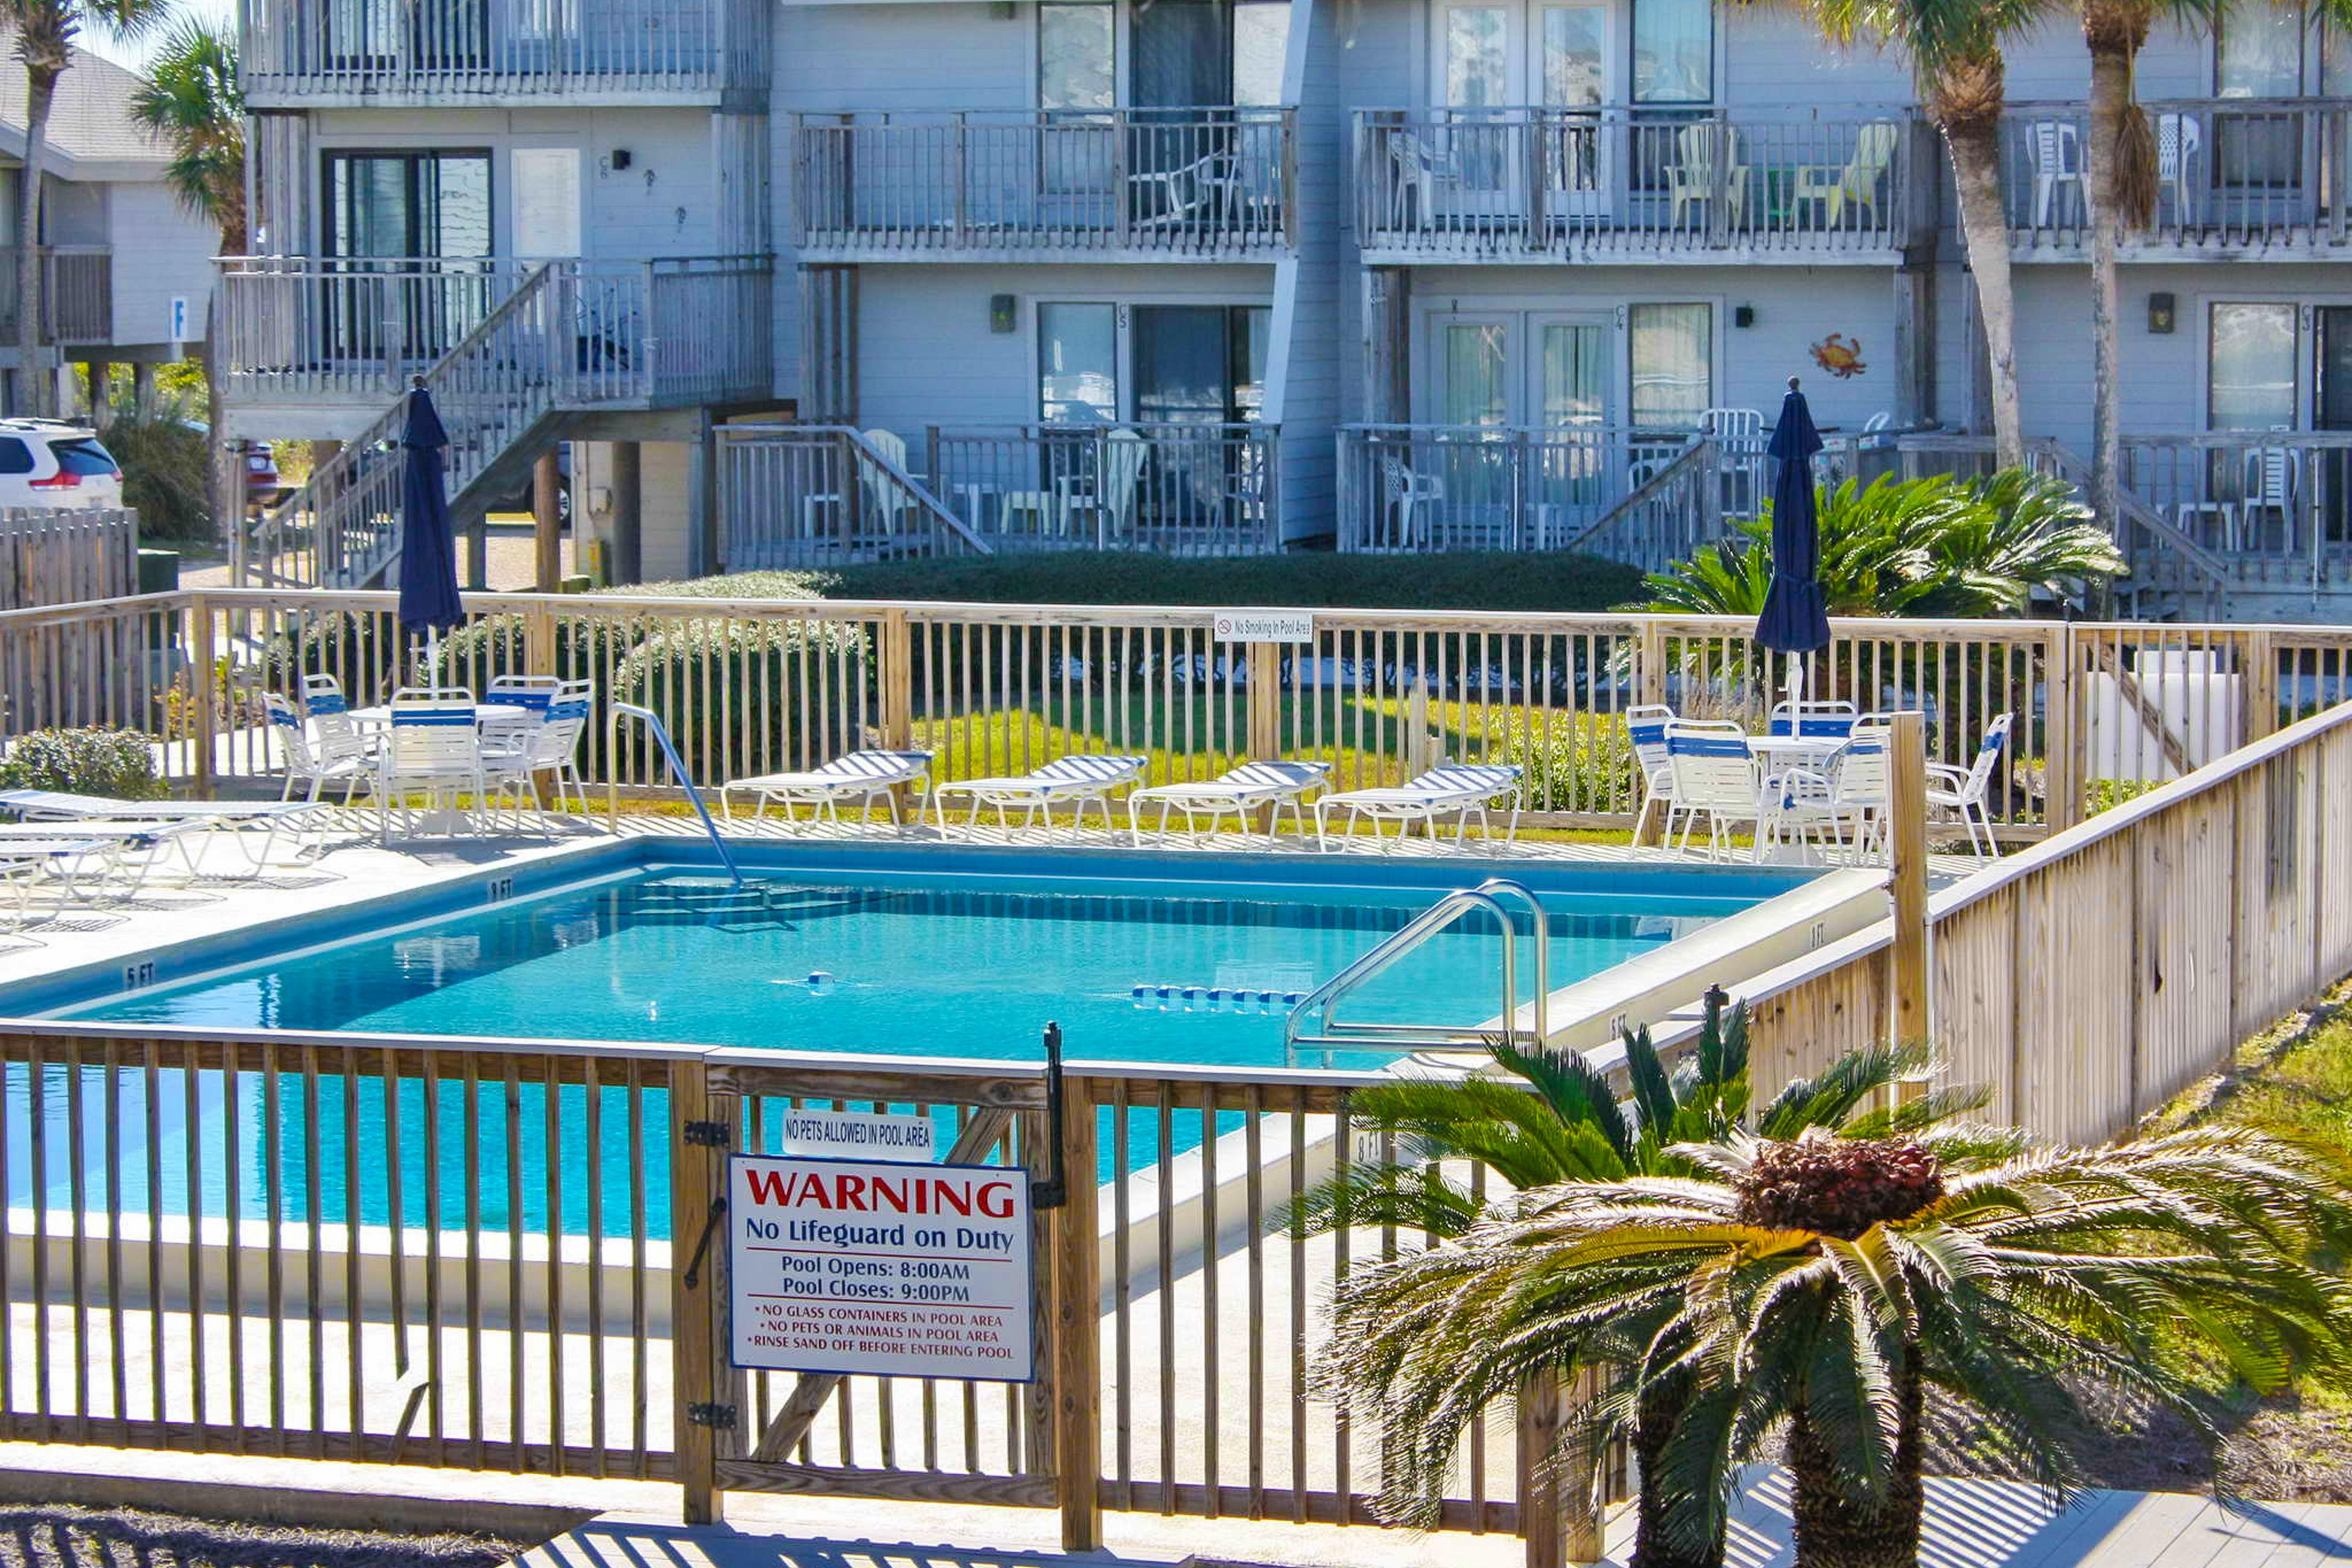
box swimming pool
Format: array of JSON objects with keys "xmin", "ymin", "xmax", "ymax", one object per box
[{"xmin": 1, "ymin": 840, "xmax": 1816, "ymax": 1234}]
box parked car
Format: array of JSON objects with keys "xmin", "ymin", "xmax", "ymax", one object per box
[
  {"xmin": 0, "ymin": 419, "xmax": 124, "ymax": 510},
  {"xmin": 244, "ymin": 441, "xmax": 289, "ymax": 509}
]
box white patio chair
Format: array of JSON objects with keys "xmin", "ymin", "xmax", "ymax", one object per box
[
  {"xmin": 301, "ymin": 672, "xmax": 382, "ymax": 770},
  {"xmin": 1386, "ymin": 130, "xmax": 1441, "ymax": 229},
  {"xmin": 1704, "ymin": 408, "xmax": 1768, "ymax": 519},
  {"xmin": 1790, "ymin": 121, "xmax": 1899, "ymax": 226},
  {"xmin": 1766, "ymin": 699, "xmax": 1860, "ymax": 739},
  {"xmin": 858, "ymin": 428, "xmax": 919, "ymax": 538},
  {"xmin": 722, "ymin": 748, "xmax": 936, "ymax": 829},
  {"xmin": 1380, "ymin": 454, "xmax": 1444, "ymax": 550},
  {"xmin": 1763, "ymin": 722, "xmax": 1892, "ymax": 865},
  {"xmin": 2157, "ymin": 112, "xmax": 2201, "ymax": 227},
  {"xmin": 481, "ymin": 672, "xmax": 564, "ymax": 760},
  {"xmin": 2241, "ymin": 443, "xmax": 2297, "ymax": 553},
  {"xmin": 1925, "ymin": 710, "xmax": 2014, "ymax": 858},
  {"xmin": 267, "ymin": 691, "xmax": 376, "ymax": 807},
  {"xmin": 378, "ymin": 686, "xmax": 487, "ymax": 842},
  {"xmin": 932, "ymin": 753, "xmax": 1151, "ymax": 835},
  {"xmin": 1668, "ymin": 123, "xmax": 1750, "ymax": 226},
  {"xmin": 0, "ymin": 820, "xmax": 207, "ymax": 897},
  {"xmin": 1625, "ymin": 704, "xmax": 1683, "ymax": 844},
  {"xmin": 1314, "ymin": 761, "xmax": 1522, "ymax": 850},
  {"xmin": 1128, "ymin": 760, "xmax": 1333, "ymax": 844},
  {"xmin": 2030, "ymin": 119, "xmax": 2082, "ymax": 227},
  {"xmin": 1664, "ymin": 722, "xmax": 1764, "ymax": 862}
]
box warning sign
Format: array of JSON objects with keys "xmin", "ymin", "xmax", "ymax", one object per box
[{"xmin": 727, "ymin": 1154, "xmax": 1035, "ymax": 1383}]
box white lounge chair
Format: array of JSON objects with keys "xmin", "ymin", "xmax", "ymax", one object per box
[
  {"xmin": 0, "ymin": 789, "xmax": 334, "ymax": 869},
  {"xmin": 0, "ymin": 820, "xmax": 206, "ymax": 894},
  {"xmin": 1314, "ymin": 762, "xmax": 1523, "ymax": 850},
  {"xmin": 1926, "ymin": 711, "xmax": 2014, "ymax": 858},
  {"xmin": 721, "ymin": 749, "xmax": 936, "ymax": 829},
  {"xmin": 1128, "ymin": 760, "xmax": 1332, "ymax": 844},
  {"xmin": 932, "ymin": 753, "xmax": 1150, "ymax": 835}
]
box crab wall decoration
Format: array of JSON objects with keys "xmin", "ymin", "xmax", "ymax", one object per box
[{"xmin": 1810, "ymin": 334, "xmax": 1867, "ymax": 378}]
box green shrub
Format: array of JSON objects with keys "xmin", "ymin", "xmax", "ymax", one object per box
[
  {"xmin": 0, "ymin": 726, "xmax": 165, "ymax": 799},
  {"xmin": 105, "ymin": 399, "xmax": 213, "ymax": 542},
  {"xmin": 618, "ymin": 570, "xmax": 838, "ymax": 601},
  {"xmin": 262, "ymin": 608, "xmax": 405, "ymax": 699},
  {"xmin": 615, "ymin": 616, "xmax": 870, "ymax": 785},
  {"xmin": 1494, "ymin": 714, "xmax": 1641, "ymax": 814},
  {"xmin": 807, "ymin": 551, "xmax": 1643, "ymax": 612}
]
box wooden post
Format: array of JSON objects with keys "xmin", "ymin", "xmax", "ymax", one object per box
[
  {"xmin": 880, "ymin": 610, "xmax": 914, "ymax": 749},
  {"xmin": 1247, "ymin": 641, "xmax": 1282, "ymax": 760},
  {"xmin": 1890, "ymin": 710, "xmax": 1930, "ymax": 1046},
  {"xmin": 1637, "ymin": 621, "xmax": 1667, "ymax": 709},
  {"xmin": 532, "ymin": 450, "xmax": 563, "ymax": 593},
  {"xmin": 1518, "ymin": 1368, "xmax": 1599, "ymax": 1567},
  {"xmin": 1054, "ymin": 1076, "xmax": 1102, "ymax": 1552},
  {"xmin": 525, "ymin": 601, "xmax": 557, "ymax": 680},
  {"xmin": 2244, "ymin": 628, "xmax": 2278, "ymax": 743},
  {"xmin": 669, "ymin": 1058, "xmax": 724, "ymax": 1526},
  {"xmin": 189, "ymin": 593, "xmax": 215, "ymax": 800},
  {"xmin": 2045, "ymin": 622, "xmax": 2079, "ymax": 831},
  {"xmin": 611, "ymin": 441, "xmax": 642, "ymax": 586}
]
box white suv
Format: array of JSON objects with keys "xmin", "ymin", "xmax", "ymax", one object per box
[{"xmin": 0, "ymin": 418, "xmax": 124, "ymax": 510}]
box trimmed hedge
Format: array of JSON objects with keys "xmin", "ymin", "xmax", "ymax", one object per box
[
  {"xmin": 0, "ymin": 727, "xmax": 166, "ymax": 799},
  {"xmin": 614, "ymin": 616, "xmax": 870, "ymax": 784}
]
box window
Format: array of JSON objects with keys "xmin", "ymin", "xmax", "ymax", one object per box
[
  {"xmin": 1233, "ymin": 1, "xmax": 1292, "ymax": 106},
  {"xmin": 1629, "ymin": 303, "xmax": 1711, "ymax": 429},
  {"xmin": 0, "ymin": 440, "xmax": 32, "ymax": 476},
  {"xmin": 1631, "ymin": 0, "xmax": 1712, "ymax": 104},
  {"xmin": 1040, "ymin": 303, "xmax": 1118, "ymax": 421},
  {"xmin": 2216, "ymin": 7, "xmax": 2304, "ymax": 96},
  {"xmin": 1039, "ymin": 2, "xmax": 1114, "ymax": 110},
  {"xmin": 48, "ymin": 439, "xmax": 117, "ymax": 476},
  {"xmin": 1542, "ymin": 5, "xmax": 1608, "ymax": 108},
  {"xmin": 1443, "ymin": 323, "xmax": 1510, "ymax": 427},
  {"xmin": 1444, "ymin": 8, "xmax": 1509, "ymax": 108},
  {"xmin": 323, "ymin": 151, "xmax": 492, "ymax": 259},
  {"xmin": 2208, "ymin": 302, "xmax": 2298, "ymax": 429}
]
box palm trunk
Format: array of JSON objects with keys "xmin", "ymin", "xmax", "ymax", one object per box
[
  {"xmin": 1630, "ymin": 1374, "xmax": 1725, "ymax": 1568},
  {"xmin": 13, "ymin": 66, "xmax": 57, "ymax": 419},
  {"xmin": 2083, "ymin": 17, "xmax": 2145, "ymax": 616},
  {"xmin": 1941, "ymin": 118, "xmax": 2023, "ymax": 469},
  {"xmin": 1785, "ymin": 1350, "xmax": 1926, "ymax": 1568}
]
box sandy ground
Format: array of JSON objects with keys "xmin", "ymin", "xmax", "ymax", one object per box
[
  {"xmin": 180, "ymin": 523, "xmax": 576, "ymax": 594},
  {"xmin": 0, "ymin": 1505, "xmax": 523, "ymax": 1568}
]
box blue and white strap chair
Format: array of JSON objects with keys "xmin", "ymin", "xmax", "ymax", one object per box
[
  {"xmin": 1765, "ymin": 722, "xmax": 1892, "ymax": 865},
  {"xmin": 1925, "ymin": 710, "xmax": 2014, "ymax": 858},
  {"xmin": 1663, "ymin": 722, "xmax": 1764, "ymax": 861},
  {"xmin": 1766, "ymin": 699, "xmax": 1860, "ymax": 739},
  {"xmin": 267, "ymin": 691, "xmax": 376, "ymax": 808},
  {"xmin": 1313, "ymin": 761, "xmax": 1524, "ymax": 851},
  {"xmin": 722, "ymin": 748, "xmax": 937, "ymax": 830},
  {"xmin": 932, "ymin": 753, "xmax": 1152, "ymax": 836},
  {"xmin": 300, "ymin": 673, "xmax": 381, "ymax": 771},
  {"xmin": 378, "ymin": 687, "xmax": 487, "ymax": 842},
  {"xmin": 1625, "ymin": 703, "xmax": 1681, "ymax": 842},
  {"xmin": 1128, "ymin": 759, "xmax": 1333, "ymax": 844}
]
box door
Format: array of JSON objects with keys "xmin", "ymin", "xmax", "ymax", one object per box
[
  {"xmin": 1537, "ymin": 3, "xmax": 1612, "ymax": 213},
  {"xmin": 1432, "ymin": 2, "xmax": 1616, "ymax": 220},
  {"xmin": 323, "ymin": 151, "xmax": 494, "ymax": 366},
  {"xmin": 1532, "ymin": 315, "xmax": 1613, "ymax": 520},
  {"xmin": 2316, "ymin": 307, "xmax": 2352, "ymax": 544},
  {"xmin": 1428, "ymin": 313, "xmax": 1617, "ymax": 543}
]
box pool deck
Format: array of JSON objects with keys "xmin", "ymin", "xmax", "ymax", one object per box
[{"xmin": 0, "ymin": 808, "xmax": 1987, "ymax": 997}]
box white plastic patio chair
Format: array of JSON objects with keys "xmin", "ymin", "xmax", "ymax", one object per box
[
  {"xmin": 1128, "ymin": 760, "xmax": 1333, "ymax": 844},
  {"xmin": 1314, "ymin": 762, "xmax": 1523, "ymax": 850},
  {"xmin": 1790, "ymin": 121, "xmax": 1898, "ymax": 226},
  {"xmin": 1664, "ymin": 723, "xmax": 1763, "ymax": 862},
  {"xmin": 2157, "ymin": 112, "xmax": 2201, "ymax": 226},
  {"xmin": 2241, "ymin": 444, "xmax": 2297, "ymax": 553},
  {"xmin": 932, "ymin": 753, "xmax": 1152, "ymax": 835},
  {"xmin": 721, "ymin": 748, "xmax": 937, "ymax": 829},
  {"xmin": 1380, "ymin": 454, "xmax": 1444, "ymax": 550},
  {"xmin": 1925, "ymin": 710, "xmax": 2014, "ymax": 858},
  {"xmin": 2030, "ymin": 119, "xmax": 2082, "ymax": 227},
  {"xmin": 1763, "ymin": 722, "xmax": 1892, "ymax": 865},
  {"xmin": 378, "ymin": 687, "xmax": 487, "ymax": 842},
  {"xmin": 267, "ymin": 691, "xmax": 376, "ymax": 807},
  {"xmin": 1625, "ymin": 704, "xmax": 1683, "ymax": 844},
  {"xmin": 1668, "ymin": 123, "xmax": 1750, "ymax": 226}
]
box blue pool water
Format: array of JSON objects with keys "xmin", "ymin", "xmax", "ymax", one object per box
[{"xmin": 4, "ymin": 842, "xmax": 1808, "ymax": 1235}]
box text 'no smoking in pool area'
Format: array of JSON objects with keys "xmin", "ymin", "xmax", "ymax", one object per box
[{"xmin": 727, "ymin": 1154, "xmax": 1035, "ymax": 1382}]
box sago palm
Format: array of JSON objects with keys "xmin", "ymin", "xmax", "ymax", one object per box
[
  {"xmin": 2, "ymin": 0, "xmax": 170, "ymax": 415},
  {"xmin": 1320, "ymin": 1123, "xmax": 2352, "ymax": 1568},
  {"xmin": 1797, "ymin": 0, "xmax": 2052, "ymax": 466},
  {"xmin": 1283, "ymin": 1012, "xmax": 2014, "ymax": 1568}
]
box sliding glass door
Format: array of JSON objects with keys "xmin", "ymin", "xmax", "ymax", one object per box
[{"xmin": 322, "ymin": 151, "xmax": 495, "ymax": 366}]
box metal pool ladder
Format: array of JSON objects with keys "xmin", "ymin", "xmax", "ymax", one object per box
[
  {"xmin": 1284, "ymin": 877, "xmax": 1550, "ymax": 1065},
  {"xmin": 609, "ymin": 701, "xmax": 745, "ymax": 887}
]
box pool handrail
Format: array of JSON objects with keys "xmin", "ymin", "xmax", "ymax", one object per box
[
  {"xmin": 1284, "ymin": 876, "xmax": 1549, "ymax": 1064},
  {"xmin": 609, "ymin": 700, "xmax": 745, "ymax": 887}
]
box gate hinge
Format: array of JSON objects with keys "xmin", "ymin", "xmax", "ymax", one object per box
[
  {"xmin": 683, "ymin": 1120, "xmax": 732, "ymax": 1148},
  {"xmin": 685, "ymin": 1402, "xmax": 738, "ymax": 1429}
]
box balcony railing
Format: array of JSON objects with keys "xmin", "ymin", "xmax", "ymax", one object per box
[
  {"xmin": 791, "ymin": 108, "xmax": 1297, "ymax": 258},
  {"xmin": 1338, "ymin": 425, "xmax": 1727, "ymax": 555},
  {"xmin": 2002, "ymin": 98, "xmax": 2352, "ymax": 252},
  {"xmin": 1355, "ymin": 107, "xmax": 1920, "ymax": 259},
  {"xmin": 216, "ymin": 254, "xmax": 771, "ymax": 407},
  {"xmin": 239, "ymin": 0, "xmax": 768, "ymax": 100},
  {"xmin": 923, "ymin": 423, "xmax": 1280, "ymax": 553},
  {"xmin": 0, "ymin": 247, "xmax": 113, "ymax": 342},
  {"xmin": 2113, "ymin": 432, "xmax": 2352, "ymax": 593}
]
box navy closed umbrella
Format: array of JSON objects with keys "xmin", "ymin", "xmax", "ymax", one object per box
[
  {"xmin": 1756, "ymin": 376, "xmax": 1830, "ymax": 699},
  {"xmin": 396, "ymin": 379, "xmax": 464, "ymax": 679}
]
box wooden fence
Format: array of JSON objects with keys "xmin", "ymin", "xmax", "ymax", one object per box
[
  {"xmin": 0, "ymin": 1034, "xmax": 1551, "ymax": 1548},
  {"xmin": 1664, "ymin": 697, "xmax": 2352, "ymax": 1145},
  {"xmin": 0, "ymin": 509, "xmax": 137, "ymax": 611},
  {"xmin": 7, "ymin": 588, "xmax": 2352, "ymax": 839}
]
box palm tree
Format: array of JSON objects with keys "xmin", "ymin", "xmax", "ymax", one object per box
[
  {"xmin": 1320, "ymin": 1121, "xmax": 2352, "ymax": 1568},
  {"xmin": 1800, "ymin": 0, "xmax": 2050, "ymax": 466},
  {"xmin": 1283, "ymin": 1010, "xmax": 2014, "ymax": 1568},
  {"xmin": 128, "ymin": 17, "xmax": 242, "ymax": 536},
  {"xmin": 3, "ymin": 0, "xmax": 171, "ymax": 416}
]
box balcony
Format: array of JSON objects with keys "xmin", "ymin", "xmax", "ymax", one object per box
[
  {"xmin": 2003, "ymin": 98, "xmax": 2352, "ymax": 256},
  {"xmin": 215, "ymin": 254, "xmax": 773, "ymax": 413},
  {"xmin": 1356, "ymin": 108, "xmax": 1926, "ymax": 263},
  {"xmin": 721, "ymin": 422, "xmax": 1280, "ymax": 561},
  {"xmin": 240, "ymin": 0, "xmax": 768, "ymax": 106},
  {"xmin": 789, "ymin": 109, "xmax": 1297, "ymax": 262},
  {"xmin": 0, "ymin": 247, "xmax": 112, "ymax": 344}
]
